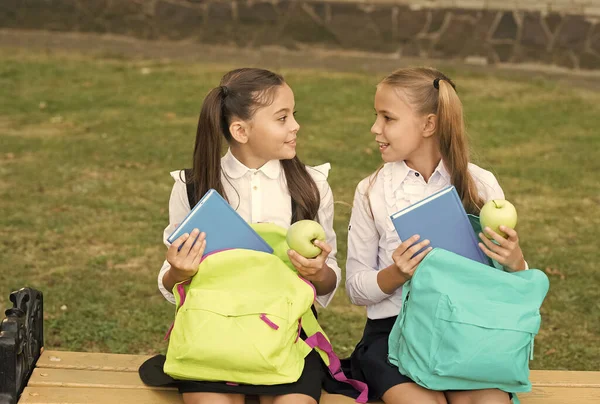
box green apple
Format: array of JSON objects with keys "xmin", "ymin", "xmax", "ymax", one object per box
[
  {"xmin": 479, "ymin": 199, "xmax": 518, "ymax": 239},
  {"xmin": 286, "ymin": 220, "xmax": 326, "ymax": 258}
]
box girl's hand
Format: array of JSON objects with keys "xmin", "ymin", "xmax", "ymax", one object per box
[
  {"xmin": 392, "ymin": 235, "xmax": 432, "ymax": 281},
  {"xmin": 287, "ymin": 240, "xmax": 332, "ymax": 282},
  {"xmin": 478, "ymin": 226, "xmax": 526, "ymax": 272},
  {"xmin": 166, "ymin": 229, "xmax": 206, "ymax": 283}
]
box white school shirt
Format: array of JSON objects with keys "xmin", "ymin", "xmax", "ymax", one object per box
[
  {"xmin": 346, "ymin": 160, "xmax": 520, "ymax": 320},
  {"xmin": 158, "ymin": 149, "xmax": 341, "ymax": 307}
]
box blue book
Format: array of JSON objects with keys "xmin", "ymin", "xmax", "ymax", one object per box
[
  {"xmin": 167, "ymin": 189, "xmax": 273, "ymax": 255},
  {"xmin": 390, "ymin": 186, "xmax": 488, "ymax": 265}
]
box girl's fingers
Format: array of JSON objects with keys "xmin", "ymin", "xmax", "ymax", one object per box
[
  {"xmin": 180, "ymin": 229, "xmax": 200, "ymax": 256},
  {"xmin": 499, "ymin": 226, "xmax": 519, "ymax": 242},
  {"xmin": 407, "ymin": 239, "xmax": 430, "ymax": 257},
  {"xmin": 409, "ymin": 246, "xmax": 433, "ymax": 267},
  {"xmin": 313, "ymin": 240, "xmax": 332, "ymax": 256},
  {"xmin": 397, "ymin": 235, "xmax": 420, "ymax": 255},
  {"xmin": 287, "ymin": 250, "xmax": 317, "ymax": 268},
  {"xmin": 191, "ymin": 233, "xmax": 206, "ymax": 255},
  {"xmin": 478, "ymin": 242, "xmax": 503, "ymax": 263},
  {"xmin": 167, "ymin": 233, "xmax": 189, "ymax": 260},
  {"xmin": 479, "ymin": 232, "xmax": 504, "ymax": 255},
  {"xmin": 483, "ymin": 227, "xmax": 510, "ymax": 247}
]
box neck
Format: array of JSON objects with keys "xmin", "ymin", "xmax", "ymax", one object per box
[
  {"xmin": 404, "ymin": 141, "xmax": 442, "ymax": 183},
  {"xmin": 230, "ymin": 145, "xmax": 268, "ymax": 170}
]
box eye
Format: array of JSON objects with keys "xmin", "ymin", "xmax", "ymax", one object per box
[
  {"xmin": 293, "ymin": 111, "xmax": 297, "ymax": 116},
  {"xmin": 278, "ymin": 115, "xmax": 287, "ymax": 122},
  {"xmin": 384, "ymin": 115, "xmax": 394, "ymax": 122}
]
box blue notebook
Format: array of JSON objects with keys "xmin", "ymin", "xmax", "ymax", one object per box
[
  {"xmin": 167, "ymin": 189, "xmax": 273, "ymax": 255},
  {"xmin": 390, "ymin": 186, "xmax": 488, "ymax": 265}
]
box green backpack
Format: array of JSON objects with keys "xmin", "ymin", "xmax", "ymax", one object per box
[
  {"xmin": 388, "ymin": 219, "xmax": 549, "ymax": 401},
  {"xmin": 164, "ymin": 223, "xmax": 368, "ymax": 402}
]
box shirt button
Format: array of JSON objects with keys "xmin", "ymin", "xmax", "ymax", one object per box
[
  {"xmin": 415, "ymin": 172, "xmax": 420, "ymax": 177},
  {"xmin": 253, "ymin": 186, "xmax": 258, "ymax": 191}
]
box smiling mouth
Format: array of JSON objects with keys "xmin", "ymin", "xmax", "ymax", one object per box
[
  {"xmin": 377, "ymin": 141, "xmax": 390, "ymax": 150},
  {"xmin": 285, "ymin": 139, "xmax": 296, "ymax": 145}
]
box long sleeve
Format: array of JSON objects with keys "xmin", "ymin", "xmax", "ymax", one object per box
[
  {"xmin": 157, "ymin": 171, "xmax": 190, "ymax": 304},
  {"xmin": 345, "ymin": 184, "xmax": 392, "ymax": 306},
  {"xmin": 315, "ymin": 180, "xmax": 341, "ymax": 307}
]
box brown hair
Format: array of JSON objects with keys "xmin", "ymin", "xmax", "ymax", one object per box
[
  {"xmin": 189, "ymin": 68, "xmax": 320, "ymax": 222},
  {"xmin": 368, "ymin": 67, "xmax": 484, "ymax": 215}
]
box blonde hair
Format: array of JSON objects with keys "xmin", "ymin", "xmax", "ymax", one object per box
[{"xmin": 367, "ymin": 67, "xmax": 484, "ymax": 215}]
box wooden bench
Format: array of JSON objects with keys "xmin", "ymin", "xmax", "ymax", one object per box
[{"xmin": 3, "ymin": 289, "xmax": 600, "ymax": 404}]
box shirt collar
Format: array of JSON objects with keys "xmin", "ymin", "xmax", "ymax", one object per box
[
  {"xmin": 391, "ymin": 159, "xmax": 451, "ymax": 191},
  {"xmin": 221, "ymin": 149, "xmax": 282, "ymax": 180}
]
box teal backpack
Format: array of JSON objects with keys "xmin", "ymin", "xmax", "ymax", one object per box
[{"xmin": 388, "ymin": 219, "xmax": 549, "ymax": 402}]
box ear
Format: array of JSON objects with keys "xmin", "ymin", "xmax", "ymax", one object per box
[
  {"xmin": 422, "ymin": 114, "xmax": 437, "ymax": 138},
  {"xmin": 229, "ymin": 120, "xmax": 249, "ymax": 144}
]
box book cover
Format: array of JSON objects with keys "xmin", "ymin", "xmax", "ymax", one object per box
[
  {"xmin": 167, "ymin": 189, "xmax": 273, "ymax": 255},
  {"xmin": 390, "ymin": 186, "xmax": 489, "ymax": 265}
]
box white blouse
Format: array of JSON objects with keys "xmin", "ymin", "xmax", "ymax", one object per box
[
  {"xmin": 346, "ymin": 160, "xmax": 509, "ymax": 320},
  {"xmin": 158, "ymin": 149, "xmax": 341, "ymax": 307}
]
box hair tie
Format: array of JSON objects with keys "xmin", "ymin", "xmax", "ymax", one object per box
[
  {"xmin": 433, "ymin": 77, "xmax": 457, "ymax": 91},
  {"xmin": 220, "ymin": 85, "xmax": 229, "ymax": 97}
]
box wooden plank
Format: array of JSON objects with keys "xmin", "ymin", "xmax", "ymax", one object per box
[
  {"xmin": 28, "ymin": 351, "xmax": 600, "ymax": 404},
  {"xmin": 36, "ymin": 350, "xmax": 151, "ymax": 372},
  {"xmin": 19, "ymin": 387, "xmax": 183, "ymax": 404},
  {"xmin": 17, "ymin": 386, "xmax": 600, "ymax": 404},
  {"xmin": 28, "ymin": 368, "xmax": 172, "ymax": 390},
  {"xmin": 529, "ymin": 370, "xmax": 600, "ymax": 387},
  {"xmin": 518, "ymin": 386, "xmax": 600, "ymax": 404}
]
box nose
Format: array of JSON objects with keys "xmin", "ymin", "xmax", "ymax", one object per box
[
  {"xmin": 371, "ymin": 117, "xmax": 381, "ymax": 136},
  {"xmin": 291, "ymin": 115, "xmax": 300, "ymax": 133}
]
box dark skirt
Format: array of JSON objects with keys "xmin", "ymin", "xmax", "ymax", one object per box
[
  {"xmin": 323, "ymin": 316, "xmax": 513, "ymax": 402},
  {"xmin": 139, "ymin": 350, "xmax": 324, "ymax": 401},
  {"xmin": 323, "ymin": 316, "xmax": 412, "ymax": 401}
]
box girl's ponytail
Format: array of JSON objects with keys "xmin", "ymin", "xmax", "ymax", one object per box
[
  {"xmin": 190, "ymin": 86, "xmax": 229, "ymax": 204},
  {"xmin": 435, "ymin": 79, "xmax": 484, "ymax": 214}
]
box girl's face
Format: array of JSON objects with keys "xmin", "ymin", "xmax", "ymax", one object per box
[
  {"xmin": 245, "ymin": 83, "xmax": 299, "ymax": 162},
  {"xmin": 371, "ymin": 84, "xmax": 428, "ymax": 163}
]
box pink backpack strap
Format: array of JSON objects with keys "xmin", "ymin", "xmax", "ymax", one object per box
[
  {"xmin": 305, "ymin": 332, "xmax": 369, "ymax": 403},
  {"xmin": 164, "ymin": 279, "xmax": 192, "ymax": 340}
]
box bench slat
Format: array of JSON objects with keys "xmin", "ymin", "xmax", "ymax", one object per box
[
  {"xmin": 19, "ymin": 387, "xmax": 183, "ymax": 404},
  {"xmin": 526, "ymin": 370, "xmax": 600, "ymax": 387},
  {"xmin": 36, "ymin": 350, "xmax": 151, "ymax": 372},
  {"xmin": 28, "ymin": 368, "xmax": 171, "ymax": 390},
  {"xmin": 26, "ymin": 351, "xmax": 600, "ymax": 404},
  {"xmin": 17, "ymin": 386, "xmax": 600, "ymax": 404}
]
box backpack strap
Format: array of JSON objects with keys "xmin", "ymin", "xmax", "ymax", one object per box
[
  {"xmin": 183, "ymin": 169, "xmax": 196, "ymax": 208},
  {"xmin": 301, "ymin": 309, "xmax": 369, "ymax": 403}
]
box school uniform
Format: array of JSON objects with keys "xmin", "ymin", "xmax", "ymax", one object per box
[
  {"xmin": 140, "ymin": 150, "xmax": 341, "ymax": 400},
  {"xmin": 343, "ymin": 160, "xmax": 511, "ymax": 400}
]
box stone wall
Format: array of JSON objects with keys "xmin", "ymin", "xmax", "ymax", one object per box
[{"xmin": 2, "ymin": 0, "xmax": 600, "ymax": 70}]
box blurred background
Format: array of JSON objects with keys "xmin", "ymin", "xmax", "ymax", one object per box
[{"xmin": 1, "ymin": 0, "xmax": 599, "ymax": 371}]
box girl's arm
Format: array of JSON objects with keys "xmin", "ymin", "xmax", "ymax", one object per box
[
  {"xmin": 157, "ymin": 172, "xmax": 192, "ymax": 303},
  {"xmin": 476, "ymin": 171, "xmax": 528, "ymax": 272},
  {"xmin": 288, "ymin": 180, "xmax": 341, "ymax": 307},
  {"xmin": 345, "ymin": 183, "xmax": 396, "ymax": 306}
]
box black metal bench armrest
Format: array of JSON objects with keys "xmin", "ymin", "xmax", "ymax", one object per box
[{"xmin": 0, "ymin": 288, "xmax": 44, "ymax": 404}]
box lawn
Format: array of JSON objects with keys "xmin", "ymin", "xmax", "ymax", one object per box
[{"xmin": 1, "ymin": 49, "xmax": 599, "ymax": 371}]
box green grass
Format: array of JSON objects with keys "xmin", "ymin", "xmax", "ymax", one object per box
[{"xmin": 1, "ymin": 49, "xmax": 599, "ymax": 370}]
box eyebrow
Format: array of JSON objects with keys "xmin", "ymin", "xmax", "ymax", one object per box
[
  {"xmin": 274, "ymin": 108, "xmax": 291, "ymax": 115},
  {"xmin": 374, "ymin": 108, "xmax": 393, "ymax": 115}
]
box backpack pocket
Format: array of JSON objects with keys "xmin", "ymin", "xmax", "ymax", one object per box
[
  {"xmin": 167, "ymin": 288, "xmax": 307, "ymax": 384},
  {"xmin": 428, "ymin": 294, "xmax": 540, "ymax": 389}
]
